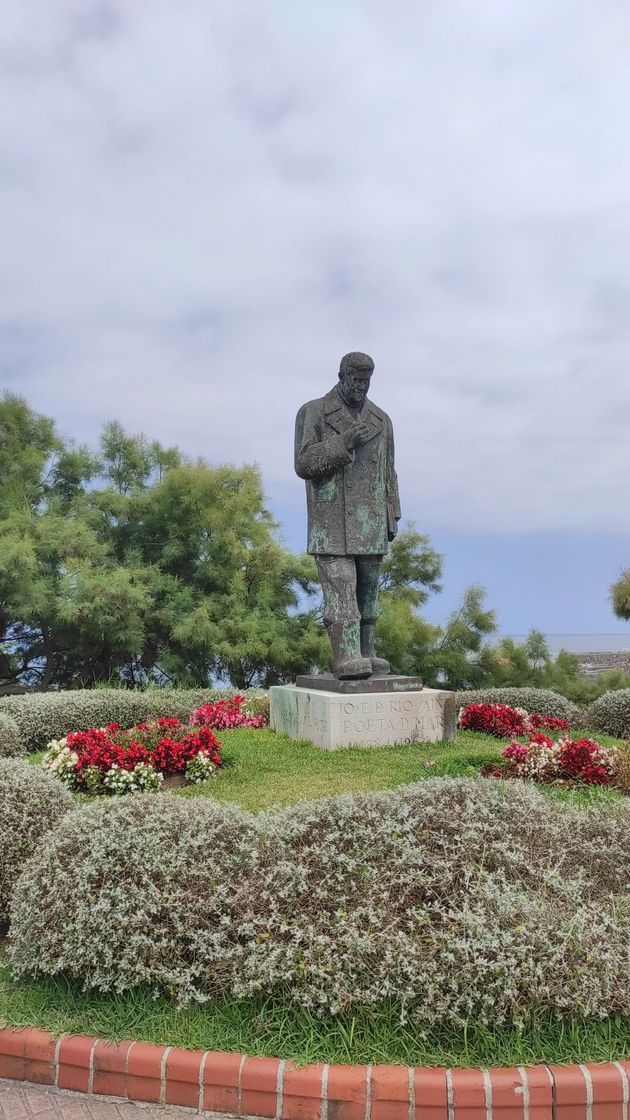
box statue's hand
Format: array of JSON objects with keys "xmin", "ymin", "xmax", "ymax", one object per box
[{"xmin": 344, "ymin": 421, "xmax": 371, "ymax": 450}]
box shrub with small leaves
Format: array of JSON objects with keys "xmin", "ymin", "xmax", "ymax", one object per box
[
  {"xmin": 0, "ymin": 759, "xmax": 73, "ymax": 926},
  {"xmin": 9, "ymin": 793, "xmax": 279, "ymax": 1001},
  {"xmin": 0, "ymin": 712, "xmax": 21, "ymax": 758},
  {"xmin": 9, "ymin": 780, "xmax": 630, "ymax": 1027},
  {"xmin": 455, "ymin": 687, "xmax": 580, "ymax": 725},
  {"xmin": 587, "ymin": 689, "xmax": 630, "ymax": 739},
  {"xmin": 0, "ymin": 688, "xmax": 268, "ymax": 755}
]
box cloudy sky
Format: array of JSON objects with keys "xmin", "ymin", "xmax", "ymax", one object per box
[{"xmin": 2, "ymin": 0, "xmax": 630, "ymax": 639}]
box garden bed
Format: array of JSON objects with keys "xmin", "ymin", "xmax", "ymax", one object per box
[{"xmin": 2, "ymin": 688, "xmax": 630, "ymax": 1074}]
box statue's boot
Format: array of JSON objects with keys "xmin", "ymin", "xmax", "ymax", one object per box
[
  {"xmin": 360, "ymin": 621, "xmax": 391, "ymax": 676},
  {"xmin": 327, "ymin": 621, "xmax": 372, "ymax": 679}
]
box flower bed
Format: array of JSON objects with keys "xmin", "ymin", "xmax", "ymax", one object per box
[
  {"xmin": 458, "ymin": 702, "xmax": 570, "ymax": 738},
  {"xmin": 41, "ymin": 696, "xmax": 266, "ymax": 795},
  {"xmin": 499, "ymin": 734, "xmax": 622, "ymax": 786}
]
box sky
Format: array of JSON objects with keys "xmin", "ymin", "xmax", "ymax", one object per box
[{"xmin": 2, "ymin": 0, "xmax": 630, "ymax": 638}]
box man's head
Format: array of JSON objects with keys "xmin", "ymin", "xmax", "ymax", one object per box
[{"xmin": 338, "ymin": 351, "xmax": 374, "ymax": 408}]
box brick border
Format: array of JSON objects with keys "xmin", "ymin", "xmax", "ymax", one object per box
[{"xmin": 0, "ymin": 1028, "xmax": 629, "ymax": 1119}]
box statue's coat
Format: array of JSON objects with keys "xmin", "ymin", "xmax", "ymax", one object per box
[{"xmin": 295, "ymin": 387, "xmax": 400, "ymax": 556}]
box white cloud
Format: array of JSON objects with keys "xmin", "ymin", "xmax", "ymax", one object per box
[{"xmin": 2, "ymin": 0, "xmax": 630, "ymax": 533}]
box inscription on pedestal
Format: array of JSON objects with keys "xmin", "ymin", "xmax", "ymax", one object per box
[{"xmin": 270, "ymin": 684, "xmax": 455, "ymax": 750}]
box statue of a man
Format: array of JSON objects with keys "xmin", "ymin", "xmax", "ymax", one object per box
[{"xmin": 295, "ymin": 352, "xmax": 401, "ymax": 679}]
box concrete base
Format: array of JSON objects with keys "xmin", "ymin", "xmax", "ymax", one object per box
[{"xmin": 270, "ymin": 683, "xmax": 456, "ymax": 750}]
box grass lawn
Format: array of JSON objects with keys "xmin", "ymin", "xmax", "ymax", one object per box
[
  {"xmin": 174, "ymin": 726, "xmax": 626, "ymax": 811},
  {"xmin": 2, "ymin": 954, "xmax": 630, "ymax": 1068},
  {"xmin": 9, "ymin": 725, "xmax": 629, "ymax": 1067}
]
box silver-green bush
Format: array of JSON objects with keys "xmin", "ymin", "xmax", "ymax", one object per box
[
  {"xmin": 0, "ymin": 712, "xmax": 21, "ymax": 758},
  {"xmin": 9, "ymin": 794, "xmax": 280, "ymax": 1000},
  {"xmin": 587, "ymin": 689, "xmax": 630, "ymax": 738},
  {"xmin": 10, "ymin": 780, "xmax": 630, "ymax": 1026},
  {"xmin": 0, "ymin": 688, "xmax": 267, "ymax": 755},
  {"xmin": 455, "ymin": 687, "xmax": 581, "ymax": 724},
  {"xmin": 0, "ymin": 759, "xmax": 73, "ymax": 925}
]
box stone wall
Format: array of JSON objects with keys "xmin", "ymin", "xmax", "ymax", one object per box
[{"xmin": 575, "ymin": 650, "xmax": 630, "ymax": 678}]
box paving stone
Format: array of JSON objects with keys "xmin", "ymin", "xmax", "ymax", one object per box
[{"xmin": 0, "ymin": 1082, "xmax": 237, "ymax": 1120}]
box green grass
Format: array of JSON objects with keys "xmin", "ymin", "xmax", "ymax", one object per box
[
  {"xmin": 168, "ymin": 726, "xmax": 626, "ymax": 811},
  {"xmin": 13, "ymin": 726, "xmax": 628, "ymax": 1065},
  {"xmin": 2, "ymin": 954, "xmax": 630, "ymax": 1068},
  {"xmin": 30, "ymin": 726, "xmax": 627, "ymax": 813},
  {"xmin": 176, "ymin": 728, "xmax": 500, "ymax": 810}
]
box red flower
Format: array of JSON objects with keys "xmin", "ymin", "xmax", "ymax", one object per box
[
  {"xmin": 65, "ymin": 717, "xmax": 223, "ymax": 788},
  {"xmin": 190, "ymin": 696, "xmax": 267, "ymax": 731}
]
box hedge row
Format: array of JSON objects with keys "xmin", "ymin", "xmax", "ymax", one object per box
[
  {"xmin": 9, "ymin": 779, "xmax": 630, "ymax": 1027},
  {"xmin": 0, "ymin": 688, "xmax": 267, "ymax": 756}
]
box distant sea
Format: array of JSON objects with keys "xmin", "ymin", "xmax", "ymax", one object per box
[{"xmin": 506, "ymin": 634, "xmax": 630, "ymax": 657}]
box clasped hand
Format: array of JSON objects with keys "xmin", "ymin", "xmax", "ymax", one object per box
[{"xmin": 344, "ymin": 421, "xmax": 371, "ymax": 450}]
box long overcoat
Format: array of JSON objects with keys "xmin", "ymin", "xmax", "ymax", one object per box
[{"xmin": 294, "ymin": 386, "xmax": 401, "ymax": 556}]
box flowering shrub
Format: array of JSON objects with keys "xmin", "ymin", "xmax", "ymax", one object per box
[
  {"xmin": 190, "ymin": 695, "xmax": 267, "ymax": 730},
  {"xmin": 501, "ymin": 735, "xmax": 621, "ymax": 785},
  {"xmin": 458, "ymin": 702, "xmax": 570, "ymax": 739},
  {"xmin": 42, "ymin": 716, "xmax": 223, "ymax": 795},
  {"xmin": 102, "ymin": 763, "xmax": 163, "ymax": 795},
  {"xmin": 185, "ymin": 752, "xmax": 218, "ymax": 784},
  {"xmin": 455, "ymin": 687, "xmax": 580, "ymax": 724},
  {"xmin": 0, "ymin": 687, "xmax": 268, "ymax": 755}
]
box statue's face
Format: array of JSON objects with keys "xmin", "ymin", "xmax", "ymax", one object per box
[{"xmin": 339, "ymin": 366, "xmax": 372, "ymax": 408}]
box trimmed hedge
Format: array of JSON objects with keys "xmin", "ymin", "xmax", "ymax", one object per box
[
  {"xmin": 0, "ymin": 688, "xmax": 267, "ymax": 756},
  {"xmin": 455, "ymin": 687, "xmax": 581, "ymax": 725},
  {"xmin": 0, "ymin": 712, "xmax": 21, "ymax": 758},
  {"xmin": 10, "ymin": 780, "xmax": 630, "ymax": 1026},
  {"xmin": 587, "ymin": 689, "xmax": 630, "ymax": 738},
  {"xmin": 0, "ymin": 759, "xmax": 73, "ymax": 925}
]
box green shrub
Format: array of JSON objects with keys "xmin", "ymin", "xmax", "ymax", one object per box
[
  {"xmin": 10, "ymin": 780, "xmax": 630, "ymax": 1026},
  {"xmin": 0, "ymin": 688, "xmax": 267, "ymax": 755},
  {"xmin": 587, "ymin": 689, "xmax": 630, "ymax": 738},
  {"xmin": 455, "ymin": 687, "xmax": 581, "ymax": 724},
  {"xmin": 9, "ymin": 794, "xmax": 278, "ymax": 1001},
  {"xmin": 0, "ymin": 759, "xmax": 73, "ymax": 926},
  {"xmin": 0, "ymin": 712, "xmax": 21, "ymax": 758}
]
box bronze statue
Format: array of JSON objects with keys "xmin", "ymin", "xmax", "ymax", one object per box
[{"xmin": 295, "ymin": 352, "xmax": 401, "ymax": 679}]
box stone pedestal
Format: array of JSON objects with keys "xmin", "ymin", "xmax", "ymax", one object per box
[{"xmin": 270, "ymin": 682, "xmax": 456, "ymax": 750}]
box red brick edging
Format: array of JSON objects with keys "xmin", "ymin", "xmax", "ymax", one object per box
[{"xmin": 1, "ymin": 1027, "xmax": 629, "ymax": 1119}]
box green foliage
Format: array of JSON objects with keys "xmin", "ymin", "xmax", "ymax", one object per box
[
  {"xmin": 379, "ymin": 529, "xmax": 442, "ymax": 607},
  {"xmin": 588, "ymin": 689, "xmax": 630, "ymax": 738},
  {"xmin": 611, "ymin": 569, "xmax": 630, "ymax": 621},
  {"xmin": 0, "ymin": 395, "xmax": 326, "ymax": 689},
  {"xmin": 549, "ymin": 666, "xmax": 630, "ymax": 707},
  {"xmin": 0, "ymin": 687, "xmax": 265, "ymax": 754},
  {"xmin": 375, "ymin": 529, "xmax": 499, "ymax": 686},
  {"xmin": 433, "ymin": 585, "xmax": 498, "ymax": 689},
  {"xmin": 3, "ymin": 960, "xmax": 630, "ymax": 1068},
  {"xmin": 0, "ymin": 759, "xmax": 72, "ymax": 925},
  {"xmin": 10, "ymin": 781, "xmax": 630, "ymax": 1027}
]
